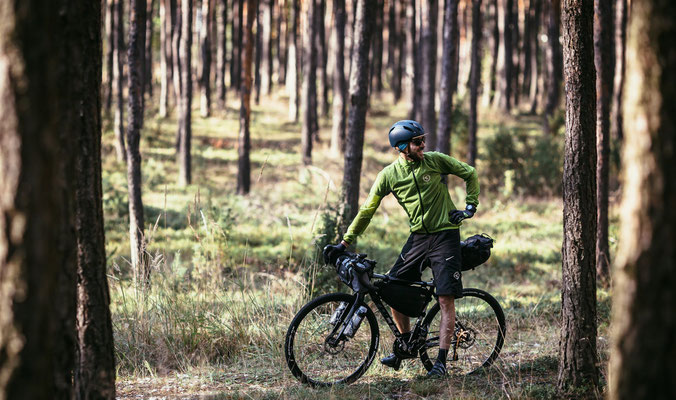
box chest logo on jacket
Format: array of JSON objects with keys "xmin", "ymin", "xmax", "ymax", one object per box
[{"xmin": 422, "ymin": 174, "xmax": 431, "ymax": 183}]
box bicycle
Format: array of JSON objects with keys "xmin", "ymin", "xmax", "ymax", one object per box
[{"xmin": 284, "ymin": 244, "xmax": 506, "ymax": 387}]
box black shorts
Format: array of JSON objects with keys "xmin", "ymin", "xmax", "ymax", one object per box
[{"xmin": 387, "ymin": 229, "xmax": 463, "ymax": 298}]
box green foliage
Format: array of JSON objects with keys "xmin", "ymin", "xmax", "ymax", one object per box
[{"xmin": 481, "ymin": 127, "xmax": 563, "ymax": 196}]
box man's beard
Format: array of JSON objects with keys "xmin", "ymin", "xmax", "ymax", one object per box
[{"xmin": 408, "ymin": 150, "xmax": 424, "ymax": 162}]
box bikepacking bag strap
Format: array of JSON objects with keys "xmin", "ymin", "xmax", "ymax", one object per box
[
  {"xmin": 460, "ymin": 233, "xmax": 494, "ymax": 271},
  {"xmin": 335, "ymin": 253, "xmax": 376, "ymax": 293}
]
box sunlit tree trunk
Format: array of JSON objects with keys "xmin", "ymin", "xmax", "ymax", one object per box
[
  {"xmin": 217, "ymin": 0, "xmax": 228, "ymax": 108},
  {"xmin": 277, "ymin": 0, "xmax": 288, "ymax": 85},
  {"xmin": 528, "ymin": 0, "xmax": 542, "ymax": 114},
  {"xmin": 341, "ymin": 0, "xmax": 375, "ymax": 232},
  {"xmin": 199, "ymin": 0, "xmax": 213, "ymax": 117},
  {"xmin": 287, "ymin": 0, "xmax": 299, "ymax": 121},
  {"xmin": 145, "ymin": 0, "xmax": 155, "ymax": 99},
  {"xmin": 436, "ymin": 0, "xmax": 459, "ymax": 156},
  {"xmin": 594, "ymin": 0, "xmax": 615, "ymax": 286},
  {"xmin": 261, "ymin": 0, "xmax": 273, "ymax": 95},
  {"xmin": 254, "ymin": 0, "xmax": 262, "ymax": 104},
  {"xmin": 544, "ymin": 0, "xmax": 562, "ymax": 132},
  {"xmin": 301, "ymin": 0, "xmax": 318, "ymax": 165},
  {"xmin": 500, "ymin": 0, "xmax": 513, "ymax": 112},
  {"xmin": 238, "ymin": 0, "xmax": 257, "ymax": 194},
  {"xmin": 114, "ymin": 0, "xmax": 127, "ymax": 162},
  {"xmin": 316, "ymin": 0, "xmax": 329, "ymax": 117},
  {"xmin": 177, "ymin": 0, "xmax": 193, "ymax": 186},
  {"xmin": 610, "ymin": 0, "xmax": 627, "ymax": 143},
  {"xmin": 467, "ymin": 0, "xmax": 482, "ymax": 166},
  {"xmin": 330, "ymin": 0, "xmax": 347, "ymax": 154},
  {"xmin": 405, "ymin": 0, "xmax": 418, "ymax": 119},
  {"xmin": 159, "ymin": 0, "xmax": 173, "ymax": 117},
  {"xmin": 609, "ymin": 2, "xmax": 676, "ymax": 397},
  {"xmin": 557, "ymin": 0, "xmax": 599, "ymax": 393}
]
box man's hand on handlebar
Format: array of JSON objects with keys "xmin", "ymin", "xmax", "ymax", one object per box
[{"xmin": 323, "ymin": 241, "xmax": 348, "ymax": 264}]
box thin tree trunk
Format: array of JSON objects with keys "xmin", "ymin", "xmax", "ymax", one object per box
[
  {"xmin": 145, "ymin": 0, "xmax": 156, "ymax": 99},
  {"xmin": 609, "ymin": 2, "xmax": 676, "ymax": 397},
  {"xmin": 217, "ymin": 0, "xmax": 228, "ymax": 107},
  {"xmin": 287, "ymin": 0, "xmax": 300, "ymax": 121},
  {"xmin": 200, "ymin": 0, "xmax": 213, "ymax": 117},
  {"xmin": 160, "ymin": 0, "xmax": 173, "ymax": 117},
  {"xmin": 544, "ymin": 0, "xmax": 562, "ymax": 132},
  {"xmin": 278, "ymin": 0, "xmax": 288, "ymax": 85},
  {"xmin": 510, "ymin": 0, "xmax": 520, "ymax": 107},
  {"xmin": 436, "ymin": 0, "xmax": 459, "ymax": 156},
  {"xmin": 173, "ymin": 0, "xmax": 182, "ymax": 147},
  {"xmin": 72, "ymin": 1, "xmax": 117, "ymax": 396},
  {"xmin": 136, "ymin": 0, "xmax": 147, "ymax": 128},
  {"xmin": 317, "ymin": 0, "xmax": 330, "ymax": 116},
  {"xmin": 330, "ymin": 0, "xmax": 347, "ymax": 154},
  {"xmin": 420, "ymin": 0, "xmax": 438, "ymax": 149},
  {"xmin": 261, "ymin": 0, "xmax": 273, "ymax": 95},
  {"xmin": 557, "ymin": 0, "xmax": 599, "ymax": 393},
  {"xmin": 231, "ymin": 0, "xmax": 243, "ymax": 89},
  {"xmin": 106, "ymin": 0, "xmax": 116, "ymax": 113},
  {"xmin": 301, "ymin": 0, "xmax": 318, "ymax": 165},
  {"xmin": 529, "ymin": 0, "xmax": 541, "ymax": 113},
  {"xmin": 178, "ymin": 0, "xmax": 193, "ymax": 186},
  {"xmin": 341, "ymin": 0, "xmax": 375, "ymax": 232},
  {"xmin": 128, "ymin": 0, "xmax": 149, "ymax": 282},
  {"xmin": 501, "ymin": 0, "xmax": 514, "ymax": 112},
  {"xmin": 370, "ymin": 0, "xmax": 384, "ymax": 95},
  {"xmin": 238, "ymin": 0, "xmax": 257, "ymax": 194},
  {"xmin": 405, "ymin": 0, "xmax": 418, "ymax": 119},
  {"xmin": 254, "ymin": 0, "xmax": 262, "ymax": 104},
  {"xmin": 114, "ymin": 0, "xmax": 127, "ymax": 162},
  {"xmin": 594, "ymin": 0, "xmax": 614, "ymax": 286},
  {"xmin": 610, "ymin": 0, "xmax": 627, "ymax": 143},
  {"xmin": 487, "ymin": 0, "xmax": 499, "ymax": 105},
  {"xmin": 467, "ymin": 0, "xmax": 482, "ymax": 166}
]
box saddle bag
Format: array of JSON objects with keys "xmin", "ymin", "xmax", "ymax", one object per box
[
  {"xmin": 377, "ymin": 281, "xmax": 432, "ymax": 317},
  {"xmin": 460, "ymin": 233, "xmax": 494, "ymax": 271}
]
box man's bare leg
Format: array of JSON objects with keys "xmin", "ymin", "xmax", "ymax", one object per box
[
  {"xmin": 427, "ymin": 295, "xmax": 455, "ymax": 377},
  {"xmin": 392, "ymin": 308, "xmax": 411, "ymax": 334}
]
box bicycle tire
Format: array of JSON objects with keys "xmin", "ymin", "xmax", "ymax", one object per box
[
  {"xmin": 285, "ymin": 292, "xmax": 380, "ymax": 386},
  {"xmin": 419, "ymin": 288, "xmax": 506, "ymax": 374}
]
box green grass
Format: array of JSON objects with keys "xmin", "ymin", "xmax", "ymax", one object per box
[{"xmin": 107, "ymin": 91, "xmax": 616, "ymax": 399}]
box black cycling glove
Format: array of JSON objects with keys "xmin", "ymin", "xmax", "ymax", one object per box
[
  {"xmin": 323, "ymin": 243, "xmax": 346, "ymax": 264},
  {"xmin": 449, "ymin": 204, "xmax": 477, "ymax": 224}
]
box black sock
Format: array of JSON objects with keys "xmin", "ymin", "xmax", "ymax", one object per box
[{"xmin": 437, "ymin": 348, "xmax": 448, "ymax": 364}]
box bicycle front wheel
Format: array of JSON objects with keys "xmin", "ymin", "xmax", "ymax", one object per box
[
  {"xmin": 285, "ymin": 293, "xmax": 379, "ymax": 386},
  {"xmin": 419, "ymin": 288, "xmax": 506, "ymax": 375}
]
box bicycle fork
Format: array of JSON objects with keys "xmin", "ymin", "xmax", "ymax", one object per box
[{"xmin": 325, "ymin": 293, "xmax": 366, "ymax": 347}]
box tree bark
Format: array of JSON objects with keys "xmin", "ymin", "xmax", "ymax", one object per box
[
  {"xmin": 405, "ymin": 0, "xmax": 418, "ymax": 119},
  {"xmin": 199, "ymin": 0, "xmax": 213, "ymax": 117},
  {"xmin": 238, "ymin": 0, "xmax": 257, "ymax": 194},
  {"xmin": 420, "ymin": 0, "xmax": 438, "ymax": 149},
  {"xmin": 557, "ymin": 0, "xmax": 599, "ymax": 393},
  {"xmin": 610, "ymin": 0, "xmax": 627, "ymax": 143},
  {"xmin": 277, "ymin": 0, "xmax": 288, "ymax": 85},
  {"xmin": 261, "ymin": 0, "xmax": 273, "ymax": 95},
  {"xmin": 217, "ymin": 0, "xmax": 228, "ymax": 108},
  {"xmin": 178, "ymin": 0, "xmax": 193, "ymax": 186},
  {"xmin": 316, "ymin": 0, "xmax": 330, "ymax": 117},
  {"xmin": 528, "ymin": 0, "xmax": 542, "ymax": 113},
  {"xmin": 287, "ymin": 0, "xmax": 300, "ymax": 121},
  {"xmin": 145, "ymin": 0, "xmax": 156, "ymax": 99},
  {"xmin": 487, "ymin": 0, "xmax": 499, "ymax": 106},
  {"xmin": 500, "ymin": 0, "xmax": 514, "ymax": 112},
  {"xmin": 301, "ymin": 0, "xmax": 318, "ymax": 165},
  {"xmin": 71, "ymin": 2, "xmax": 117, "ymax": 397},
  {"xmin": 436, "ymin": 0, "xmax": 459, "ymax": 156},
  {"xmin": 370, "ymin": 0, "xmax": 384, "ymax": 95},
  {"xmin": 609, "ymin": 1, "xmax": 676, "ymax": 398},
  {"xmin": 544, "ymin": 0, "xmax": 562, "ymax": 132},
  {"xmin": 254, "ymin": 0, "xmax": 262, "ymax": 104},
  {"xmin": 510, "ymin": 0, "xmax": 520, "ymax": 107},
  {"xmin": 172, "ymin": 0, "xmax": 183, "ymax": 147},
  {"xmin": 330, "ymin": 0, "xmax": 347, "ymax": 154},
  {"xmin": 341, "ymin": 0, "xmax": 375, "ymax": 232},
  {"xmin": 231, "ymin": 0, "xmax": 243, "ymax": 89},
  {"xmin": 106, "ymin": 0, "xmax": 116, "ymax": 114},
  {"xmin": 114, "ymin": 0, "xmax": 127, "ymax": 162},
  {"xmin": 159, "ymin": 0, "xmax": 174, "ymax": 117},
  {"xmin": 467, "ymin": 0, "xmax": 482, "ymax": 166},
  {"xmin": 594, "ymin": 0, "xmax": 615, "ymax": 286}
]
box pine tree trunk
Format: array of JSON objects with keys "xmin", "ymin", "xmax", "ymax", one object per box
[
  {"xmin": 609, "ymin": 2, "xmax": 676, "ymax": 398},
  {"xmin": 370, "ymin": 0, "xmax": 384, "ymax": 95},
  {"xmin": 529, "ymin": 0, "xmax": 541, "ymax": 113},
  {"xmin": 316, "ymin": 0, "xmax": 330, "ymax": 117},
  {"xmin": 594, "ymin": 0, "xmax": 614, "ymax": 286},
  {"xmin": 178, "ymin": 0, "xmax": 193, "ymax": 186},
  {"xmin": 0, "ymin": 3, "xmax": 78, "ymax": 397},
  {"xmin": 287, "ymin": 0, "xmax": 300, "ymax": 121},
  {"xmin": 330, "ymin": 0, "xmax": 347, "ymax": 154},
  {"xmin": 301, "ymin": 0, "xmax": 318, "ymax": 165},
  {"xmin": 436, "ymin": 0, "xmax": 459, "ymax": 156},
  {"xmin": 172, "ymin": 0, "xmax": 183, "ymax": 149},
  {"xmin": 277, "ymin": 0, "xmax": 288, "ymax": 85},
  {"xmin": 261, "ymin": 0, "xmax": 273, "ymax": 95},
  {"xmin": 231, "ymin": 0, "xmax": 243, "ymax": 89},
  {"xmin": 341, "ymin": 0, "xmax": 375, "ymax": 231},
  {"xmin": 128, "ymin": 0, "xmax": 149, "ymax": 282},
  {"xmin": 145, "ymin": 0, "xmax": 155, "ymax": 99},
  {"xmin": 199, "ymin": 0, "xmax": 213, "ymax": 117},
  {"xmin": 106, "ymin": 0, "xmax": 116, "ymax": 114},
  {"xmin": 238, "ymin": 0, "xmax": 257, "ymax": 194},
  {"xmin": 610, "ymin": 0, "xmax": 627, "ymax": 143},
  {"xmin": 510, "ymin": 0, "xmax": 520, "ymax": 107},
  {"xmin": 557, "ymin": 0, "xmax": 599, "ymax": 393},
  {"xmin": 217, "ymin": 0, "xmax": 228, "ymax": 108},
  {"xmin": 544, "ymin": 0, "xmax": 562, "ymax": 132},
  {"xmin": 254, "ymin": 0, "xmax": 262, "ymax": 104},
  {"xmin": 72, "ymin": 2, "xmax": 117, "ymax": 396},
  {"xmin": 521, "ymin": 0, "xmax": 533, "ymax": 104},
  {"xmin": 160, "ymin": 0, "xmax": 173, "ymax": 117},
  {"xmin": 500, "ymin": 0, "xmax": 513, "ymax": 112},
  {"xmin": 487, "ymin": 0, "xmax": 499, "ymax": 105},
  {"xmin": 136, "ymin": 0, "xmax": 147, "ymax": 128},
  {"xmin": 114, "ymin": 0, "xmax": 127, "ymax": 162},
  {"xmin": 405, "ymin": 0, "xmax": 418, "ymax": 119},
  {"xmin": 467, "ymin": 0, "xmax": 482, "ymax": 166},
  {"xmin": 420, "ymin": 0, "xmax": 438, "ymax": 149}
]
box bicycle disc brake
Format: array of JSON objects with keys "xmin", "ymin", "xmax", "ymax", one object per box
[{"xmin": 456, "ymin": 327, "xmax": 476, "ymax": 349}]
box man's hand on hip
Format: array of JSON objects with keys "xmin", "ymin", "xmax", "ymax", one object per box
[{"xmin": 449, "ymin": 204, "xmax": 477, "ymax": 225}]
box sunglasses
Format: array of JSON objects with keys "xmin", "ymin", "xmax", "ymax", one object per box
[{"xmin": 410, "ymin": 137, "xmax": 425, "ymax": 146}]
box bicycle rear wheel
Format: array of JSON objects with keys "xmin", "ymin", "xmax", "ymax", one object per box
[
  {"xmin": 419, "ymin": 288, "xmax": 506, "ymax": 374},
  {"xmin": 285, "ymin": 293, "xmax": 379, "ymax": 386}
]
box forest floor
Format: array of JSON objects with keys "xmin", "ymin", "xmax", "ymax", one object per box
[{"xmin": 106, "ymin": 92, "xmax": 616, "ymax": 399}]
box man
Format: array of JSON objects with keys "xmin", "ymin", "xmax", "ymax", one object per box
[{"xmin": 325, "ymin": 120, "xmax": 479, "ymax": 377}]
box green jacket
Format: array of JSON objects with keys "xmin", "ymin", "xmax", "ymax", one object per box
[{"xmin": 343, "ymin": 152, "xmax": 479, "ymax": 244}]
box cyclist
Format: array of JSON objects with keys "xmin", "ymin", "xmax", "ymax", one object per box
[{"xmin": 324, "ymin": 120, "xmax": 480, "ymax": 377}]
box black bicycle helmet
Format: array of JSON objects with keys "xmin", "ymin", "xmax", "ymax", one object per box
[{"xmin": 388, "ymin": 120, "xmax": 425, "ymax": 151}]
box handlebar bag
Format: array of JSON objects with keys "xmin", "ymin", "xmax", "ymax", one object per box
[
  {"xmin": 377, "ymin": 281, "xmax": 431, "ymax": 317},
  {"xmin": 460, "ymin": 233, "xmax": 494, "ymax": 271}
]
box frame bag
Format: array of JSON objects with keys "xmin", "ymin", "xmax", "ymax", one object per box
[{"xmin": 460, "ymin": 234, "xmax": 494, "ymax": 271}]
